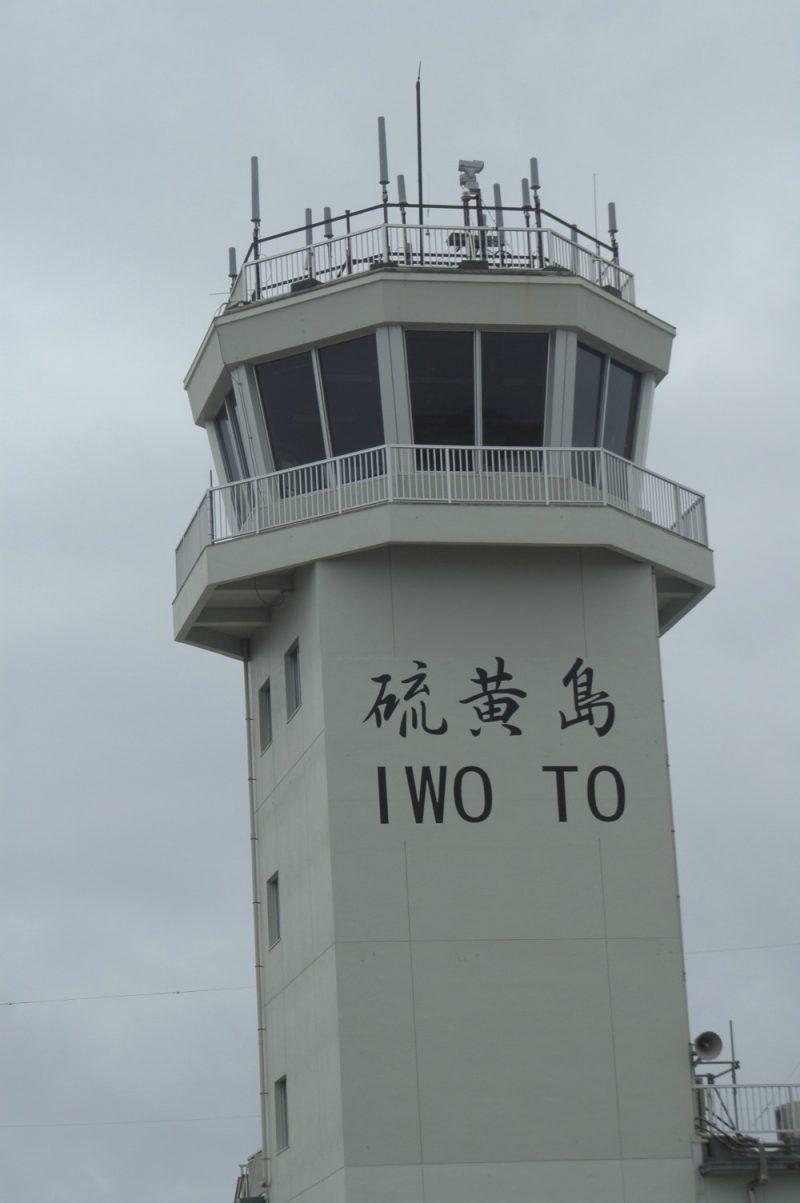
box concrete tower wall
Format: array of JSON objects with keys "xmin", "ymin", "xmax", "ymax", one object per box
[{"xmin": 248, "ymin": 543, "xmax": 699, "ymax": 1203}]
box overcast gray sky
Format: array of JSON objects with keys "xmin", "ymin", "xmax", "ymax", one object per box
[{"xmin": 2, "ymin": 1, "xmax": 798, "ymax": 1200}]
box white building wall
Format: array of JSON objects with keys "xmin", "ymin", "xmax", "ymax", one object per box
[
  {"xmin": 249, "ymin": 568, "xmax": 344, "ymax": 1202},
  {"xmin": 246, "ymin": 542, "xmax": 706, "ymax": 1203}
]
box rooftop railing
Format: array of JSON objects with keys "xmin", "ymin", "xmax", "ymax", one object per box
[
  {"xmin": 694, "ymin": 1082, "xmax": 800, "ymax": 1147},
  {"xmin": 226, "ymin": 202, "xmax": 635, "ymax": 308},
  {"xmin": 175, "ymin": 444, "xmax": 707, "ymax": 594}
]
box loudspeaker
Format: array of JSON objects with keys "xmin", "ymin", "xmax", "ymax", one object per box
[{"xmin": 694, "ymin": 1030, "xmax": 723, "ymax": 1061}]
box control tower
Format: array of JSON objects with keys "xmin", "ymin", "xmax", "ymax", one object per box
[{"xmin": 174, "ymin": 146, "xmax": 717, "ymax": 1203}]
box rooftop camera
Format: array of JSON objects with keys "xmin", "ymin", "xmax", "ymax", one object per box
[{"xmin": 458, "ymin": 159, "xmax": 484, "ymax": 195}]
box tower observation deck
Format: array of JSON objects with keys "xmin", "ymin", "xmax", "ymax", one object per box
[{"xmin": 171, "ymin": 150, "xmax": 737, "ymax": 1203}]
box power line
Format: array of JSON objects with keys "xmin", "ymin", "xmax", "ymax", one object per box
[
  {"xmin": 685, "ymin": 941, "xmax": 800, "ymax": 956},
  {"xmin": 2, "ymin": 985, "xmax": 254, "ymax": 1007},
  {"xmin": 5, "ymin": 942, "xmax": 798, "ymax": 1008},
  {"xmin": 0, "ymin": 1114, "xmax": 258, "ymax": 1131}
]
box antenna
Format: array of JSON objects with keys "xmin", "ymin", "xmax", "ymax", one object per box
[
  {"xmin": 304, "ymin": 208, "xmax": 315, "ymax": 283},
  {"xmin": 377, "ymin": 116, "xmax": 389, "ymax": 187},
  {"xmin": 521, "ymin": 179, "xmax": 534, "ymax": 266},
  {"xmin": 377, "ymin": 116, "xmax": 390, "ymax": 249},
  {"xmin": 250, "ymin": 156, "xmax": 261, "ymax": 224},
  {"xmin": 530, "ymin": 157, "xmax": 544, "ymax": 268},
  {"xmin": 416, "ymin": 64, "xmax": 423, "ymax": 227},
  {"xmin": 493, "ymin": 183, "xmax": 506, "ymax": 266},
  {"xmin": 228, "ymin": 246, "xmax": 238, "ymax": 282},
  {"xmin": 493, "ymin": 183, "xmax": 505, "ymax": 249},
  {"xmin": 397, "ymin": 174, "xmax": 410, "ymax": 263},
  {"xmin": 608, "ymin": 201, "xmax": 619, "ymax": 264},
  {"xmin": 323, "ymin": 206, "xmax": 333, "ymax": 239},
  {"xmin": 250, "ymin": 156, "xmax": 261, "ymax": 299},
  {"xmin": 593, "ymin": 173, "xmax": 599, "ymax": 245}
]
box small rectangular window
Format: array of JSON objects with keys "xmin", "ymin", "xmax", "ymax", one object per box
[
  {"xmin": 275, "ymin": 1077, "xmax": 289, "ymax": 1151},
  {"xmin": 266, "ymin": 873, "xmax": 280, "ymax": 947},
  {"xmin": 285, "ymin": 641, "xmax": 301, "ymax": 718},
  {"xmin": 258, "ymin": 680, "xmax": 272, "ymax": 752}
]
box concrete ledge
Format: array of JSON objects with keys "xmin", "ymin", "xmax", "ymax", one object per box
[{"xmin": 173, "ymin": 501, "xmax": 714, "ymax": 656}]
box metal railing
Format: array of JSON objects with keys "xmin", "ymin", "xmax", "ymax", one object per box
[
  {"xmin": 228, "ymin": 222, "xmax": 634, "ymax": 307},
  {"xmin": 175, "ymin": 444, "xmax": 707, "ymax": 593},
  {"xmin": 694, "ymin": 1083, "xmax": 800, "ymax": 1146}
]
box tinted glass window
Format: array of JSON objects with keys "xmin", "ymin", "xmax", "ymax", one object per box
[
  {"xmin": 603, "ymin": 361, "xmax": 639, "ymax": 459},
  {"xmin": 319, "ymin": 335, "xmax": 384, "ymax": 456},
  {"xmin": 482, "ymin": 332, "xmax": 548, "ymax": 446},
  {"xmin": 406, "ymin": 330, "xmax": 474, "ymax": 446},
  {"xmin": 215, "ymin": 407, "xmax": 236, "ymax": 481},
  {"xmin": 572, "ymin": 345, "xmax": 604, "ymax": 446},
  {"xmin": 215, "ymin": 390, "xmax": 250, "ymax": 481},
  {"xmin": 256, "ymin": 353, "xmax": 325, "ymax": 470}
]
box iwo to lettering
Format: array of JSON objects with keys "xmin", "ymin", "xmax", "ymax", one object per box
[{"xmin": 376, "ymin": 764, "xmax": 626, "ymax": 824}]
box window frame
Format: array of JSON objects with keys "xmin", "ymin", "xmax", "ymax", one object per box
[
  {"xmin": 213, "ymin": 389, "xmax": 251, "ymax": 483},
  {"xmin": 404, "ymin": 328, "xmax": 477, "ymax": 449},
  {"xmin": 284, "ymin": 640, "xmax": 301, "ymax": 719},
  {"xmin": 479, "ymin": 329, "xmax": 550, "ymax": 449},
  {"xmin": 253, "ymin": 334, "xmax": 388, "ymax": 473},
  {"xmin": 258, "ymin": 679, "xmax": 272, "ymax": 753},
  {"xmin": 254, "ymin": 351, "xmax": 328, "ymax": 472},
  {"xmin": 316, "ymin": 334, "xmax": 385, "ymax": 458},
  {"xmin": 266, "ymin": 872, "xmax": 280, "ymax": 947},
  {"xmin": 404, "ymin": 328, "xmax": 551, "ymax": 452},
  {"xmin": 274, "ymin": 1076, "xmax": 289, "ymax": 1152},
  {"xmin": 573, "ymin": 342, "xmax": 641, "ymax": 462}
]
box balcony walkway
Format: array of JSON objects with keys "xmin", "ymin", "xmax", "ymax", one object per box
[
  {"xmin": 176, "ymin": 445, "xmax": 707, "ymax": 596},
  {"xmin": 228, "ymin": 217, "xmax": 635, "ymax": 309},
  {"xmin": 694, "ymin": 1082, "xmax": 800, "ymax": 1176}
]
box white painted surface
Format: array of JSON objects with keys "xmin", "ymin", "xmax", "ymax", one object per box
[
  {"xmin": 249, "ymin": 544, "xmax": 707, "ymax": 1201},
  {"xmin": 185, "ymin": 270, "xmax": 675, "ymax": 424}
]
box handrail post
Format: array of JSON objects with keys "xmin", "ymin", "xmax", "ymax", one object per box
[
  {"xmin": 383, "ymin": 214, "xmax": 391, "ymax": 264},
  {"xmin": 570, "ymin": 224, "xmax": 579, "ymax": 276},
  {"xmin": 207, "ymin": 488, "xmax": 215, "ymax": 545},
  {"xmin": 386, "ymin": 445, "xmax": 394, "ymax": 503},
  {"xmin": 674, "ymin": 483, "xmax": 682, "ymax": 536},
  {"xmin": 446, "ymin": 449, "xmax": 452, "ymax": 503},
  {"xmin": 599, "ymin": 450, "xmax": 607, "ymax": 506},
  {"xmin": 336, "ymin": 460, "xmax": 343, "ymax": 514},
  {"xmin": 543, "ymin": 448, "xmax": 550, "ymax": 505}
]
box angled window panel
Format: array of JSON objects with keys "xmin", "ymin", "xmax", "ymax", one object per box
[
  {"xmin": 572, "ymin": 345, "xmax": 604, "ymax": 447},
  {"xmin": 318, "ymin": 335, "xmax": 384, "ymax": 456},
  {"xmin": 603, "ymin": 360, "xmax": 640, "ymax": 460},
  {"xmin": 215, "ymin": 390, "xmax": 250, "ymax": 482},
  {"xmin": 255, "ymin": 353, "xmax": 326, "ymax": 470}
]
